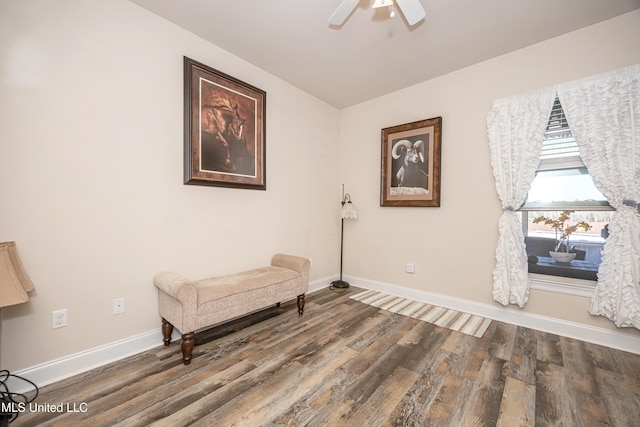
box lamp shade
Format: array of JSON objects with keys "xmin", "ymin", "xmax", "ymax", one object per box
[
  {"xmin": 0, "ymin": 242, "xmax": 34, "ymax": 308},
  {"xmin": 341, "ymin": 201, "xmax": 358, "ymax": 220}
]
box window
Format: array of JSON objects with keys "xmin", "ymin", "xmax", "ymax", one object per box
[{"xmin": 522, "ymin": 96, "xmax": 613, "ymax": 282}]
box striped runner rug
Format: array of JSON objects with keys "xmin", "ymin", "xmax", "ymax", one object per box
[{"xmin": 350, "ymin": 290, "xmax": 491, "ymax": 338}]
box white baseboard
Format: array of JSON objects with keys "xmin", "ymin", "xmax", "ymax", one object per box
[
  {"xmin": 11, "ymin": 274, "xmax": 637, "ymax": 394},
  {"xmin": 9, "ymin": 329, "xmax": 163, "ymax": 394},
  {"xmin": 343, "ymin": 274, "xmax": 640, "ymax": 356},
  {"xmin": 309, "ymin": 274, "xmax": 339, "ymax": 293}
]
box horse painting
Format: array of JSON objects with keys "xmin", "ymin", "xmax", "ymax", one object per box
[{"xmin": 200, "ymin": 94, "xmax": 255, "ymax": 175}]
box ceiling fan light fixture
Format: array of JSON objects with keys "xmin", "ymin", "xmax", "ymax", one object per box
[
  {"xmin": 372, "ymin": 0, "xmax": 394, "ymax": 9},
  {"xmin": 329, "ymin": 0, "xmax": 424, "ymax": 27}
]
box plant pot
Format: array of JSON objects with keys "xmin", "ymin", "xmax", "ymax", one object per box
[{"xmin": 549, "ymin": 251, "xmax": 576, "ymax": 263}]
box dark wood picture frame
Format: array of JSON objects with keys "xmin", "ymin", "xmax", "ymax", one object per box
[
  {"xmin": 380, "ymin": 117, "xmax": 442, "ymax": 207},
  {"xmin": 184, "ymin": 57, "xmax": 266, "ymax": 190}
]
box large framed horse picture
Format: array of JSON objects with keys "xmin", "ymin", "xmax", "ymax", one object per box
[{"xmin": 184, "ymin": 57, "xmax": 266, "ymax": 189}]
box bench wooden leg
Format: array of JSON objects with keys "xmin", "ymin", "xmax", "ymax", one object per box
[
  {"xmin": 161, "ymin": 318, "xmax": 173, "ymax": 346},
  {"xmin": 181, "ymin": 332, "xmax": 195, "ymax": 365},
  {"xmin": 297, "ymin": 294, "xmax": 305, "ymax": 316}
]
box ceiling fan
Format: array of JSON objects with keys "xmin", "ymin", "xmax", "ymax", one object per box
[{"xmin": 329, "ymin": 0, "xmax": 426, "ymax": 27}]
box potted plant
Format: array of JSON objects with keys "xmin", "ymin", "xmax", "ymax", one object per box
[{"xmin": 532, "ymin": 210, "xmax": 592, "ymax": 263}]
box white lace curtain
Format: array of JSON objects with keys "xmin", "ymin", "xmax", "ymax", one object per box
[
  {"xmin": 559, "ymin": 64, "xmax": 640, "ymax": 329},
  {"xmin": 487, "ymin": 90, "xmax": 556, "ymax": 307},
  {"xmin": 488, "ymin": 64, "xmax": 640, "ymax": 330}
]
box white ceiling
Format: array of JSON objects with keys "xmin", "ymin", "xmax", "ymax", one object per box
[{"xmin": 129, "ymin": 0, "xmax": 640, "ymax": 109}]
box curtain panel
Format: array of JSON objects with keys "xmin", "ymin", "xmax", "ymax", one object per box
[
  {"xmin": 558, "ymin": 64, "xmax": 640, "ymax": 329},
  {"xmin": 487, "ymin": 89, "xmax": 556, "ymax": 307}
]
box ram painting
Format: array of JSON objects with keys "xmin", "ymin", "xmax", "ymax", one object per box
[{"xmin": 380, "ymin": 117, "xmax": 442, "ymax": 207}]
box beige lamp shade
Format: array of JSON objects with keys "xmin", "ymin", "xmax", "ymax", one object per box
[{"xmin": 0, "ymin": 242, "xmax": 35, "ymax": 308}]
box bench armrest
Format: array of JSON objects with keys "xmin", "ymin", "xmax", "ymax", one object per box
[
  {"xmin": 153, "ymin": 271, "xmax": 197, "ymax": 303},
  {"xmin": 271, "ymin": 254, "xmax": 310, "ymax": 278}
]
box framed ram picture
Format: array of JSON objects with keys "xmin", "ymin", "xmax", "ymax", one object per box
[
  {"xmin": 184, "ymin": 57, "xmax": 266, "ymax": 190},
  {"xmin": 380, "ymin": 117, "xmax": 442, "ymax": 207}
]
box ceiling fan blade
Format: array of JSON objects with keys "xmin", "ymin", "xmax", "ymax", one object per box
[
  {"xmin": 395, "ymin": 0, "xmax": 426, "ymax": 26},
  {"xmin": 328, "ymin": 0, "xmax": 360, "ymax": 25}
]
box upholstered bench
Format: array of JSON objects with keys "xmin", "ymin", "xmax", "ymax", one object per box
[{"xmin": 153, "ymin": 253, "xmax": 310, "ymax": 365}]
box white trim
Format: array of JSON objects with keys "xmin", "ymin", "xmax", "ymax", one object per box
[
  {"xmin": 343, "ymin": 274, "xmax": 640, "ymax": 356},
  {"xmin": 9, "ymin": 329, "xmax": 163, "ymax": 393},
  {"xmin": 308, "ymin": 274, "xmax": 338, "ymax": 293},
  {"xmin": 529, "ymin": 274, "xmax": 596, "ymax": 297},
  {"xmin": 8, "ymin": 276, "xmax": 334, "ymax": 393}
]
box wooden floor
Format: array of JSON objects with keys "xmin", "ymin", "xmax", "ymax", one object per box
[{"xmin": 12, "ymin": 286, "xmax": 640, "ymax": 426}]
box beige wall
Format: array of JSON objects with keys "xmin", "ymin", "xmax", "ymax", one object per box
[
  {"xmin": 341, "ymin": 10, "xmax": 640, "ymax": 334},
  {"xmin": 1, "ymin": 2, "xmax": 639, "ymax": 372},
  {"xmin": 0, "ymin": 0, "xmax": 341, "ymax": 370}
]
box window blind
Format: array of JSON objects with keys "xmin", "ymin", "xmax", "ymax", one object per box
[
  {"xmin": 538, "ymin": 96, "xmax": 584, "ymax": 171},
  {"xmin": 522, "ymin": 96, "xmax": 611, "ymax": 210}
]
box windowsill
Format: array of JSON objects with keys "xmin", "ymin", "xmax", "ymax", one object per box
[
  {"xmin": 527, "ymin": 257, "xmax": 598, "ymax": 281},
  {"xmin": 529, "ymin": 273, "xmax": 596, "ymax": 297}
]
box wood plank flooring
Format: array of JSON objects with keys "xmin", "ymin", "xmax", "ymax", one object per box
[{"xmin": 11, "ymin": 286, "xmax": 640, "ymax": 426}]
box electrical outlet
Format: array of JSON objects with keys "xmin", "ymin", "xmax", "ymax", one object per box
[
  {"xmin": 113, "ymin": 298, "xmax": 125, "ymax": 315},
  {"xmin": 406, "ymin": 263, "xmax": 415, "ymax": 274},
  {"xmin": 52, "ymin": 309, "xmax": 67, "ymax": 329}
]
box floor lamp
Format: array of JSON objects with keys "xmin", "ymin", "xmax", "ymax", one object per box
[
  {"xmin": 331, "ymin": 188, "xmax": 357, "ymax": 289},
  {"xmin": 0, "ymin": 242, "xmax": 37, "ymax": 427}
]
